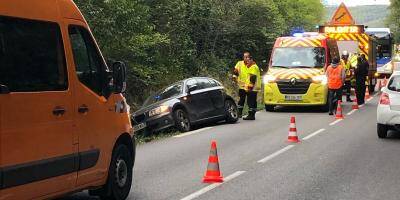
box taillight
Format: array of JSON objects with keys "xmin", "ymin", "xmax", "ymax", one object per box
[{"xmin": 380, "ymin": 92, "xmax": 390, "ymax": 105}]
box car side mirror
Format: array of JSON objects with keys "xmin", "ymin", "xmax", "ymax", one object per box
[
  {"xmin": 0, "ymin": 84, "xmax": 10, "ymax": 94},
  {"xmin": 112, "ymin": 61, "xmax": 127, "ymax": 93},
  {"xmin": 187, "ymin": 85, "xmax": 198, "ymax": 94}
]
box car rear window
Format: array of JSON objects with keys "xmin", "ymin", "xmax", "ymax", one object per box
[
  {"xmin": 0, "ymin": 16, "xmax": 67, "ymax": 92},
  {"xmin": 388, "ymin": 75, "xmax": 400, "ymax": 92}
]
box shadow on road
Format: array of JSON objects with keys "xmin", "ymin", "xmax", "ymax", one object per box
[{"xmin": 271, "ymin": 105, "xmax": 327, "ymax": 113}]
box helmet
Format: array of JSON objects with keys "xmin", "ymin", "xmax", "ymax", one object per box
[{"xmin": 342, "ymin": 51, "xmax": 349, "ymax": 59}]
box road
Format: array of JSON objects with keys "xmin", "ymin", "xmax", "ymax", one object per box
[{"xmin": 62, "ymin": 93, "xmax": 400, "ymax": 200}]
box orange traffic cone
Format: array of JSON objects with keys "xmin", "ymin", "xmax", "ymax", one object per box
[
  {"xmin": 352, "ymin": 98, "xmax": 359, "ymax": 110},
  {"xmin": 203, "ymin": 140, "xmax": 223, "ymax": 183},
  {"xmin": 287, "ymin": 116, "xmax": 300, "ymax": 143},
  {"xmin": 336, "ymin": 100, "xmax": 344, "ymax": 119},
  {"xmin": 365, "ymin": 86, "xmax": 370, "ymax": 100}
]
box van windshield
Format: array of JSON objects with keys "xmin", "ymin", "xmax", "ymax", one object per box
[
  {"xmin": 271, "ymin": 47, "xmax": 326, "ymax": 68},
  {"xmin": 143, "ymin": 82, "xmax": 183, "ymax": 106}
]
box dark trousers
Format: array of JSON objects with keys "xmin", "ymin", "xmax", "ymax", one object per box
[
  {"xmin": 344, "ymin": 80, "xmax": 352, "ymax": 100},
  {"xmin": 356, "ymin": 79, "xmax": 366, "ymax": 105},
  {"xmin": 328, "ymin": 88, "xmax": 343, "ymax": 114},
  {"xmin": 238, "ymin": 89, "xmax": 257, "ymax": 112}
]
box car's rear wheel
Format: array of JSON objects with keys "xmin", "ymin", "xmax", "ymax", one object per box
[
  {"xmin": 225, "ymin": 99, "xmax": 238, "ymax": 123},
  {"xmin": 174, "ymin": 109, "xmax": 191, "ymax": 132},
  {"xmin": 265, "ymin": 105, "xmax": 275, "ymax": 112},
  {"xmin": 377, "ymin": 123, "xmax": 388, "ymax": 138},
  {"xmin": 92, "ymin": 144, "xmax": 133, "ymax": 200}
]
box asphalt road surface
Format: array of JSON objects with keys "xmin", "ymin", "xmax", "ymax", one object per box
[{"xmin": 62, "ymin": 93, "xmax": 400, "ymax": 200}]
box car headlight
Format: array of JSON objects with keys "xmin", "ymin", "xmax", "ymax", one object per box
[
  {"xmin": 312, "ymin": 75, "xmax": 327, "ymax": 85},
  {"xmin": 263, "ymin": 75, "xmax": 276, "ymax": 83},
  {"xmin": 148, "ymin": 105, "xmax": 170, "ymax": 117}
]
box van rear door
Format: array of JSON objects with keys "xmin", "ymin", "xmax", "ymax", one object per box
[{"xmin": 0, "ymin": 16, "xmax": 76, "ymax": 198}]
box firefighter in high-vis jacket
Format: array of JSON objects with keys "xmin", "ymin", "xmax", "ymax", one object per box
[
  {"xmin": 233, "ymin": 52, "xmax": 261, "ymax": 120},
  {"xmin": 340, "ymin": 51, "xmax": 353, "ymax": 102}
]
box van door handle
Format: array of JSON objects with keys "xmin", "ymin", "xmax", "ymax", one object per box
[
  {"xmin": 78, "ymin": 105, "xmax": 89, "ymax": 114},
  {"xmin": 53, "ymin": 107, "xmax": 66, "ymax": 116}
]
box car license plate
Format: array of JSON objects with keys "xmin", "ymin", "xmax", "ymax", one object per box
[
  {"xmin": 285, "ymin": 95, "xmax": 302, "ymax": 101},
  {"xmin": 134, "ymin": 123, "xmax": 146, "ymax": 132}
]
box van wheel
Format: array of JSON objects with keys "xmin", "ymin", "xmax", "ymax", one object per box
[
  {"xmin": 225, "ymin": 99, "xmax": 238, "ymax": 123},
  {"xmin": 321, "ymin": 101, "xmax": 329, "ymax": 112},
  {"xmin": 377, "ymin": 123, "xmax": 388, "ymax": 138},
  {"xmin": 174, "ymin": 109, "xmax": 191, "ymax": 132},
  {"xmin": 95, "ymin": 145, "xmax": 133, "ymax": 200},
  {"xmin": 265, "ymin": 105, "xmax": 275, "ymax": 112}
]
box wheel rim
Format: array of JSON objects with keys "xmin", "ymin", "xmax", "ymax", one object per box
[
  {"xmin": 178, "ymin": 110, "xmax": 189, "ymax": 130},
  {"xmin": 226, "ymin": 101, "xmax": 238, "ymax": 118},
  {"xmin": 115, "ymin": 158, "xmax": 128, "ymax": 188}
]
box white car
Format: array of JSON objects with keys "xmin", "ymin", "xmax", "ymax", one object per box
[{"xmin": 377, "ymin": 71, "xmax": 400, "ymax": 138}]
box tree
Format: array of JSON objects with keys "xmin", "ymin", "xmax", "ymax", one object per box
[{"xmin": 387, "ymin": 0, "xmax": 400, "ymax": 42}]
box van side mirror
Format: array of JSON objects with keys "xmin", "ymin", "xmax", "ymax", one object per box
[
  {"xmin": 0, "ymin": 84, "xmax": 10, "ymax": 94},
  {"xmin": 112, "ymin": 61, "xmax": 127, "ymax": 93},
  {"xmin": 187, "ymin": 85, "xmax": 198, "ymax": 94}
]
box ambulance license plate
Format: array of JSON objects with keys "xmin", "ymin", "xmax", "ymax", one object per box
[
  {"xmin": 134, "ymin": 123, "xmax": 146, "ymax": 132},
  {"xmin": 285, "ymin": 95, "xmax": 302, "ymax": 101}
]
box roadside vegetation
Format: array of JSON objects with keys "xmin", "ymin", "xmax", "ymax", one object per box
[
  {"xmin": 388, "ymin": 0, "xmax": 400, "ymax": 42},
  {"xmin": 73, "ymin": 0, "xmax": 323, "ymax": 140},
  {"xmin": 74, "ymin": 0, "xmax": 324, "ymax": 109}
]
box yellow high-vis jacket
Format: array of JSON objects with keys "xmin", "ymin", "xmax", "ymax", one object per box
[{"xmin": 234, "ymin": 61, "xmax": 261, "ymax": 92}]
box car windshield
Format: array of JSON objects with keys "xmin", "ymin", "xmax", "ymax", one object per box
[
  {"xmin": 143, "ymin": 82, "xmax": 183, "ymax": 106},
  {"xmin": 388, "ymin": 76, "xmax": 400, "ymax": 92},
  {"xmin": 271, "ymin": 47, "xmax": 326, "ymax": 68}
]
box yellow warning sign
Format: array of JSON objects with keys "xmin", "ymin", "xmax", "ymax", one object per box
[{"xmin": 330, "ymin": 3, "xmax": 355, "ymax": 25}]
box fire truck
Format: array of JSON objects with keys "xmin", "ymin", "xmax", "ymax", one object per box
[{"xmin": 318, "ymin": 3, "xmax": 377, "ymax": 92}]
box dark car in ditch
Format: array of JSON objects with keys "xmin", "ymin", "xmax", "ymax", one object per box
[{"xmin": 132, "ymin": 77, "xmax": 238, "ymax": 134}]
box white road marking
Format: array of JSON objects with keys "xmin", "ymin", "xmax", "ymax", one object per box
[
  {"xmin": 374, "ymin": 92, "xmax": 380, "ymax": 97},
  {"xmin": 180, "ymin": 171, "xmax": 246, "ymax": 200},
  {"xmin": 257, "ymin": 145, "xmax": 295, "ymax": 163},
  {"xmin": 359, "ymin": 104, "xmax": 365, "ymax": 108},
  {"xmin": 329, "ymin": 119, "xmax": 343, "ymax": 126},
  {"xmin": 302, "ymin": 129, "xmax": 325, "ymax": 140},
  {"xmin": 367, "ymin": 97, "xmax": 373, "ymax": 102},
  {"xmin": 347, "ymin": 109, "xmax": 357, "ymax": 116},
  {"xmin": 174, "ymin": 127, "xmax": 213, "ymax": 138}
]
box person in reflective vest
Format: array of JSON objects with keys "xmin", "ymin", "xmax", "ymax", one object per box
[
  {"xmin": 233, "ymin": 52, "xmax": 261, "ymax": 120},
  {"xmin": 326, "ymin": 57, "xmax": 346, "ymax": 115},
  {"xmin": 340, "ymin": 51, "xmax": 353, "ymax": 102}
]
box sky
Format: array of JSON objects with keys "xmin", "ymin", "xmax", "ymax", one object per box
[{"xmin": 323, "ymin": 0, "xmax": 391, "ymax": 6}]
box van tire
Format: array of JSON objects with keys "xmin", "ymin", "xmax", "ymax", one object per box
[
  {"xmin": 321, "ymin": 101, "xmax": 329, "ymax": 112},
  {"xmin": 377, "ymin": 123, "xmax": 388, "ymax": 139},
  {"xmin": 95, "ymin": 144, "xmax": 133, "ymax": 200},
  {"xmin": 265, "ymin": 105, "xmax": 275, "ymax": 112}
]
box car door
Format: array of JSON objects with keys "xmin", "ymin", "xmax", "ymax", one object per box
[
  {"xmin": 207, "ymin": 79, "xmax": 226, "ymax": 116},
  {"xmin": 194, "ymin": 78, "xmax": 217, "ymax": 120},
  {"xmin": 184, "ymin": 79, "xmax": 214, "ymax": 121},
  {"xmin": 0, "ymin": 16, "xmax": 76, "ymax": 198},
  {"xmin": 67, "ymin": 23, "xmax": 113, "ymax": 186}
]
